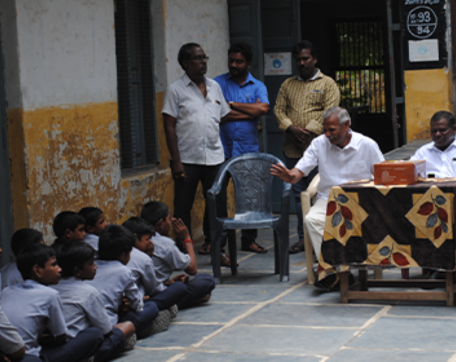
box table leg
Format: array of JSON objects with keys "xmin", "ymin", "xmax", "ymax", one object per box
[
  {"xmin": 359, "ymin": 270, "xmax": 368, "ymax": 291},
  {"xmin": 340, "ymin": 272, "xmax": 349, "ymax": 304},
  {"xmin": 446, "ymin": 272, "xmax": 454, "ymax": 306},
  {"xmin": 401, "ymin": 268, "xmax": 409, "ymax": 279},
  {"xmin": 373, "ymin": 269, "xmax": 383, "ymax": 280}
]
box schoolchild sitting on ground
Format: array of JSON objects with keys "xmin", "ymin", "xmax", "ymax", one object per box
[
  {"xmin": 1, "ymin": 244, "xmax": 103, "ymax": 362},
  {"xmin": 52, "ymin": 241, "xmax": 136, "ymax": 362},
  {"xmin": 52, "ymin": 211, "xmax": 86, "ymax": 252},
  {"xmin": 0, "ymin": 246, "xmax": 41, "ymax": 362},
  {"xmin": 78, "ymin": 207, "xmax": 107, "ymax": 252},
  {"xmin": 85, "ymin": 225, "xmax": 167, "ymax": 338},
  {"xmin": 140, "ymin": 201, "xmax": 216, "ymax": 309},
  {"xmin": 122, "ymin": 217, "xmax": 187, "ymax": 317},
  {"xmin": 1, "ymin": 228, "xmax": 44, "ymax": 290}
]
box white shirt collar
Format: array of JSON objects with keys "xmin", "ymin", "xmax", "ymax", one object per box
[{"xmin": 298, "ymin": 69, "xmax": 320, "ymax": 82}]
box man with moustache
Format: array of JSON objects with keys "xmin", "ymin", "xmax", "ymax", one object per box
[
  {"xmin": 410, "ymin": 111, "xmax": 456, "ymax": 178},
  {"xmin": 162, "ymin": 43, "xmax": 247, "ymax": 267},
  {"xmin": 271, "ymin": 107, "xmax": 384, "ymax": 288},
  {"xmin": 211, "ymin": 43, "xmax": 269, "ymax": 254},
  {"xmin": 274, "ymin": 40, "xmax": 340, "ymax": 254}
]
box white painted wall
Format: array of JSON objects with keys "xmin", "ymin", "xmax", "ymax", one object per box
[
  {"xmin": 14, "ymin": 0, "xmax": 117, "ymax": 109},
  {"xmin": 162, "ymin": 0, "xmax": 230, "ymax": 88}
]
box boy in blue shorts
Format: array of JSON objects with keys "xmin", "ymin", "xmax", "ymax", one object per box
[
  {"xmin": 141, "ymin": 201, "xmax": 216, "ymax": 309},
  {"xmin": 78, "ymin": 207, "xmax": 107, "ymax": 252},
  {"xmin": 52, "ymin": 211, "xmax": 86, "ymax": 251},
  {"xmin": 85, "ymin": 225, "xmax": 164, "ymax": 338},
  {"xmin": 1, "ymin": 244, "xmax": 103, "ymax": 362},
  {"xmin": 53, "ymin": 241, "xmax": 136, "ymax": 362},
  {"xmin": 1, "ymin": 228, "xmax": 44, "ymax": 290},
  {"xmin": 122, "ymin": 217, "xmax": 187, "ymax": 316}
]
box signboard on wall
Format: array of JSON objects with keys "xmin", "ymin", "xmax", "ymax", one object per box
[
  {"xmin": 264, "ymin": 53, "xmax": 292, "ymax": 76},
  {"xmin": 401, "ymin": 0, "xmax": 447, "ymax": 69}
]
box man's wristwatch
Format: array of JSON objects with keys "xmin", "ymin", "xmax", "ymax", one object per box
[{"xmin": 229, "ymin": 101, "xmax": 234, "ymax": 109}]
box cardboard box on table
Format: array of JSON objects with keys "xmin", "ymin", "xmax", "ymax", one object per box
[{"xmin": 374, "ymin": 160, "xmax": 426, "ymax": 186}]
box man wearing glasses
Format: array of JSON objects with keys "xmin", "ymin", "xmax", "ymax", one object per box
[{"xmin": 162, "ymin": 43, "xmax": 246, "ymax": 267}]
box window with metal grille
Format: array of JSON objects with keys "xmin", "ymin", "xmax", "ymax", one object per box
[
  {"xmin": 114, "ymin": 0, "xmax": 158, "ymax": 171},
  {"xmin": 334, "ymin": 18, "xmax": 386, "ymax": 114}
]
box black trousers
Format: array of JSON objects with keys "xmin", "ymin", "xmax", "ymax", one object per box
[{"xmin": 174, "ymin": 163, "xmax": 225, "ymax": 247}]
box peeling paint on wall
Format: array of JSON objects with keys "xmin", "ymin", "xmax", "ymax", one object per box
[{"xmin": 405, "ymin": 68, "xmax": 454, "ymax": 141}]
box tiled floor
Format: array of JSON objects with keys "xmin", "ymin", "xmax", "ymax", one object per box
[{"xmin": 115, "ymin": 217, "xmax": 456, "ymax": 362}]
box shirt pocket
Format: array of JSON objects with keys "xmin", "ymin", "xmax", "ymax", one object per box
[{"xmin": 308, "ymin": 91, "xmax": 324, "ymax": 110}]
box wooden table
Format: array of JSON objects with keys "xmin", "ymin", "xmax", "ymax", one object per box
[{"xmin": 318, "ymin": 179, "xmax": 456, "ymax": 306}]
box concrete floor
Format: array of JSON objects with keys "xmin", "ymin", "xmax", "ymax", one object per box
[{"xmin": 115, "ymin": 217, "xmax": 456, "ymax": 362}]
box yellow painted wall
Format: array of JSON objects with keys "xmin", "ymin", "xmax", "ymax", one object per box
[
  {"xmin": 404, "ymin": 68, "xmax": 454, "ymax": 141},
  {"xmin": 7, "ymin": 91, "xmax": 214, "ymax": 243}
]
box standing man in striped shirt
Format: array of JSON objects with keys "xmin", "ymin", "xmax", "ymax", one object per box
[{"xmin": 274, "ymin": 40, "xmax": 340, "ymax": 254}]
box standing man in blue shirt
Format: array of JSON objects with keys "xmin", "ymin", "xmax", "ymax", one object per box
[{"xmin": 212, "ymin": 43, "xmax": 270, "ymax": 253}]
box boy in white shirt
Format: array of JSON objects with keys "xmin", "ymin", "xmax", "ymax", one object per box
[{"xmin": 78, "ymin": 207, "xmax": 107, "ymax": 252}]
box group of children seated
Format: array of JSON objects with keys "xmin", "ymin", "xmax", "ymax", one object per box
[{"xmin": 0, "ymin": 201, "xmax": 216, "ymax": 361}]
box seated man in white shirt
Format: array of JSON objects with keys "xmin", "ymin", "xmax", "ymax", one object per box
[
  {"xmin": 271, "ymin": 106, "xmax": 384, "ymax": 288},
  {"xmin": 410, "ymin": 110, "xmax": 456, "ymax": 177}
]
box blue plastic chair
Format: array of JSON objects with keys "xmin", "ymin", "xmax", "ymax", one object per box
[{"xmin": 207, "ymin": 153, "xmax": 291, "ymax": 283}]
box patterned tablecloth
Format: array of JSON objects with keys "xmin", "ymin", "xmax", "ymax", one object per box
[{"xmin": 318, "ymin": 179, "xmax": 456, "ymax": 280}]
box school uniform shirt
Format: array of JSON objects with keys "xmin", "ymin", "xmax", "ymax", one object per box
[
  {"xmin": 83, "ymin": 233, "xmax": 99, "ymax": 251},
  {"xmin": 410, "ymin": 138, "xmax": 456, "ymax": 178},
  {"xmin": 85, "ymin": 260, "xmax": 143, "ymax": 326},
  {"xmin": 151, "ymin": 232, "xmax": 191, "ymax": 283},
  {"xmin": 0, "ymin": 262, "xmax": 23, "ymax": 290},
  {"xmin": 127, "ymin": 247, "xmax": 165, "ymax": 298},
  {"xmin": 51, "ymin": 277, "xmax": 112, "ymax": 338},
  {"xmin": 0, "ymin": 305, "xmax": 25, "ymax": 355},
  {"xmin": 0, "ymin": 280, "xmax": 67, "ymax": 357},
  {"xmin": 295, "ymin": 130, "xmax": 384, "ymax": 201}
]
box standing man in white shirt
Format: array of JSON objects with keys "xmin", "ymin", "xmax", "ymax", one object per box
[
  {"xmin": 271, "ymin": 107, "xmax": 384, "ymax": 286},
  {"xmin": 410, "ymin": 111, "xmax": 456, "ymax": 177},
  {"xmin": 162, "ymin": 43, "xmax": 246, "ymax": 267}
]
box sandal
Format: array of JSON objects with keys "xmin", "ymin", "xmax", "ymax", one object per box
[
  {"xmin": 220, "ymin": 253, "xmax": 231, "ymax": 267},
  {"xmin": 289, "ymin": 240, "xmax": 305, "ymax": 254},
  {"xmin": 241, "ymin": 242, "xmax": 268, "ymax": 254},
  {"xmin": 198, "ymin": 242, "xmax": 211, "ymax": 255}
]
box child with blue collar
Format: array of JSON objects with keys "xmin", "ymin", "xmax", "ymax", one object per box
[
  {"xmin": 85, "ymin": 225, "xmax": 166, "ymax": 338},
  {"xmin": 122, "ymin": 217, "xmax": 187, "ymax": 317},
  {"xmin": 1, "ymin": 244, "xmax": 103, "ymax": 361},
  {"xmin": 53, "ymin": 241, "xmax": 136, "ymax": 362},
  {"xmin": 52, "ymin": 211, "xmax": 86, "ymax": 252},
  {"xmin": 78, "ymin": 207, "xmax": 107, "ymax": 252},
  {"xmin": 1, "ymin": 228, "xmax": 44, "ymax": 290}
]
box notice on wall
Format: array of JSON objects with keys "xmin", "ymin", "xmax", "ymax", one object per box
[
  {"xmin": 264, "ymin": 53, "xmax": 292, "ymax": 76},
  {"xmin": 408, "ymin": 39, "xmax": 439, "ymax": 62},
  {"xmin": 401, "ymin": 0, "xmax": 446, "ymax": 69}
]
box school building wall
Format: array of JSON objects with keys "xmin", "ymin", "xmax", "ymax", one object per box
[{"xmin": 0, "ymin": 0, "xmax": 230, "ymax": 244}]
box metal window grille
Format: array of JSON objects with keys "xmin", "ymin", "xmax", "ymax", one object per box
[
  {"xmin": 334, "ymin": 18, "xmax": 386, "ymax": 114},
  {"xmin": 114, "ymin": 0, "xmax": 157, "ymax": 171}
]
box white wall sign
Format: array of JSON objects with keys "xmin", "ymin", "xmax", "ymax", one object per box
[
  {"xmin": 408, "ymin": 39, "xmax": 439, "ymax": 62},
  {"xmin": 264, "ymin": 53, "xmax": 292, "ymax": 76}
]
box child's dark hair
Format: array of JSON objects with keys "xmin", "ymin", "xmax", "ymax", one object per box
[
  {"xmin": 53, "ymin": 211, "xmax": 85, "ymax": 238},
  {"xmin": 122, "ymin": 217, "xmax": 156, "ymax": 240},
  {"xmin": 17, "ymin": 244, "xmax": 56, "ymax": 280},
  {"xmin": 57, "ymin": 241, "xmax": 95, "ymax": 278},
  {"xmin": 78, "ymin": 207, "xmax": 103, "ymax": 230},
  {"xmin": 11, "ymin": 228, "xmax": 44, "ymax": 257},
  {"xmin": 140, "ymin": 201, "xmax": 169, "ymax": 226},
  {"xmin": 98, "ymin": 225, "xmax": 135, "ymax": 261}
]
